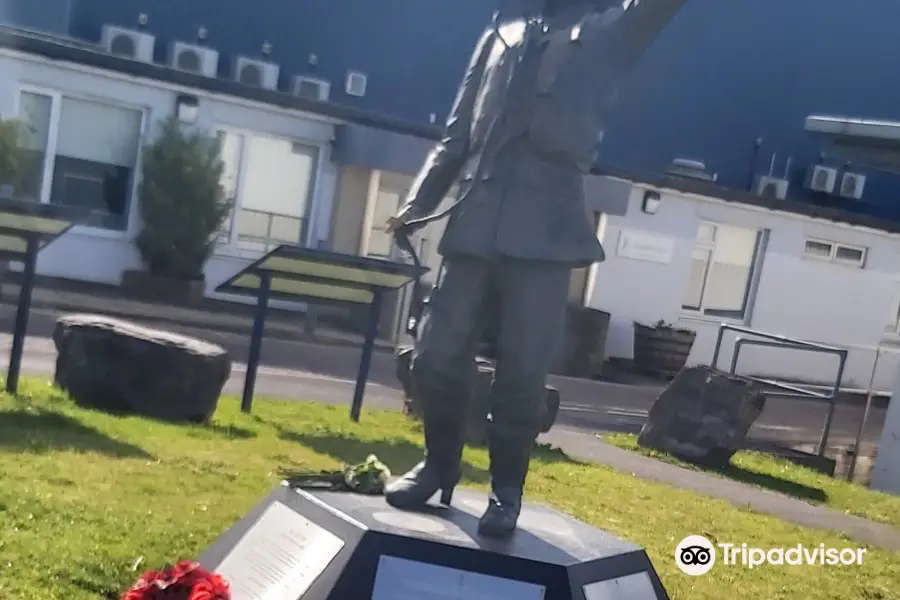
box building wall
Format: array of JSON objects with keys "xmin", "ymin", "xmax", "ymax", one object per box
[
  {"xmin": 0, "ymin": 48, "xmax": 338, "ymax": 309},
  {"xmin": 588, "ymin": 185, "xmax": 900, "ymax": 390}
]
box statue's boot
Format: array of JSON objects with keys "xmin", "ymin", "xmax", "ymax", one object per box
[
  {"xmin": 385, "ymin": 394, "xmax": 463, "ymax": 509},
  {"xmin": 478, "ymin": 426, "xmax": 536, "ymax": 538}
]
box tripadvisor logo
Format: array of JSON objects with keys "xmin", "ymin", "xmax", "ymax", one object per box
[
  {"xmin": 676, "ymin": 535, "xmax": 716, "ymax": 576},
  {"xmin": 675, "ymin": 535, "xmax": 866, "ymax": 575}
]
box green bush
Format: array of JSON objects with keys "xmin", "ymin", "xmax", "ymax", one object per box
[
  {"xmin": 136, "ymin": 117, "xmax": 231, "ymax": 281},
  {"xmin": 0, "ymin": 117, "xmax": 27, "ymax": 189}
]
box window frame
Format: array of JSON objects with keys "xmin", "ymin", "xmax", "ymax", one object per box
[
  {"xmin": 364, "ymin": 180, "xmax": 459, "ymax": 265},
  {"xmin": 802, "ymin": 237, "xmax": 867, "ymax": 268},
  {"xmin": 213, "ymin": 124, "xmax": 323, "ymax": 259},
  {"xmin": 366, "ymin": 185, "xmax": 407, "ymax": 259},
  {"xmin": 887, "ymin": 301, "xmax": 900, "ymax": 336},
  {"xmin": 14, "ymin": 84, "xmax": 148, "ymax": 238},
  {"xmin": 883, "ymin": 284, "xmax": 900, "ymax": 338},
  {"xmin": 680, "ymin": 220, "xmax": 766, "ymax": 324}
]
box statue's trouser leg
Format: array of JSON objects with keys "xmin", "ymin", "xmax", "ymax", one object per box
[
  {"xmin": 385, "ymin": 257, "xmax": 492, "ymax": 509},
  {"xmin": 478, "ymin": 257, "xmax": 570, "ymax": 538}
]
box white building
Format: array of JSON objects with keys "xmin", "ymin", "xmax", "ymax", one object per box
[
  {"xmin": 3, "ymin": 29, "xmax": 900, "ymax": 392},
  {"xmin": 587, "ymin": 176, "xmax": 900, "ymax": 392}
]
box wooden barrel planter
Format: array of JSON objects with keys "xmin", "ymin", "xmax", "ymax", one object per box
[{"xmin": 633, "ymin": 321, "xmax": 696, "ymax": 376}]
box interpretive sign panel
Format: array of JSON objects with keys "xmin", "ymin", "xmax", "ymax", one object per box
[
  {"xmin": 214, "ymin": 501, "xmax": 344, "ymax": 600},
  {"xmin": 582, "ymin": 572, "xmax": 659, "ymax": 600}
]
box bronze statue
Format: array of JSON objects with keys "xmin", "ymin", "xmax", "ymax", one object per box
[{"xmin": 384, "ymin": 0, "xmax": 690, "ymax": 538}]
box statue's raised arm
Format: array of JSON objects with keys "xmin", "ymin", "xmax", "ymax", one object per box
[{"xmin": 613, "ymin": 0, "xmax": 692, "ymax": 69}]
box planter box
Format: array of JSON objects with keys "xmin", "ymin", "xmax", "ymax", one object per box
[
  {"xmin": 121, "ymin": 269, "xmax": 206, "ymax": 306},
  {"xmin": 633, "ymin": 321, "xmax": 696, "ymax": 376}
]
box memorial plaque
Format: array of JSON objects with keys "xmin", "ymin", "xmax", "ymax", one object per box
[
  {"xmin": 200, "ymin": 484, "xmax": 670, "ymax": 599},
  {"xmin": 214, "ymin": 501, "xmax": 345, "ymax": 600}
]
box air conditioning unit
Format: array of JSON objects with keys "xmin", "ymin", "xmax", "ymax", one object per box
[
  {"xmin": 169, "ymin": 42, "xmax": 219, "ymax": 77},
  {"xmin": 291, "ymin": 76, "xmax": 330, "ymax": 101},
  {"xmin": 100, "ymin": 25, "xmax": 155, "ymax": 63},
  {"xmin": 806, "ymin": 165, "xmax": 838, "ymax": 194},
  {"xmin": 234, "ymin": 57, "xmax": 280, "ymax": 90},
  {"xmin": 345, "ymin": 71, "xmax": 368, "ymax": 97},
  {"xmin": 754, "ymin": 175, "xmax": 789, "ymax": 200},
  {"xmin": 839, "ymin": 172, "xmax": 866, "ymax": 200}
]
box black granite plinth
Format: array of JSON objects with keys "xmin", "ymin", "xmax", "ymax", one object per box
[{"xmin": 199, "ymin": 484, "xmax": 669, "ymax": 600}]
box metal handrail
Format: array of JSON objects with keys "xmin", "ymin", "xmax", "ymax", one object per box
[
  {"xmin": 725, "ymin": 334, "xmax": 847, "ymax": 456},
  {"xmin": 711, "ymin": 322, "xmax": 899, "ymax": 479}
]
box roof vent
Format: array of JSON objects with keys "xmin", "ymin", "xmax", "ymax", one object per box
[
  {"xmin": 665, "ymin": 158, "xmax": 718, "ymax": 182},
  {"xmin": 346, "ymin": 71, "xmax": 368, "ymax": 97}
]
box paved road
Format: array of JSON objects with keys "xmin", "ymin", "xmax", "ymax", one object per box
[{"xmin": 2, "ymin": 304, "xmax": 886, "ymax": 453}]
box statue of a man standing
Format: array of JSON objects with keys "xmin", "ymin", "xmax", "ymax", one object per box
[{"xmin": 384, "ymin": 0, "xmax": 689, "ymax": 538}]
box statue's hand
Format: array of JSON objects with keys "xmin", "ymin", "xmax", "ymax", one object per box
[{"xmin": 385, "ymin": 215, "xmax": 406, "ymax": 234}]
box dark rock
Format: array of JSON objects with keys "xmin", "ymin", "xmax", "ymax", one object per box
[
  {"xmin": 637, "ymin": 365, "xmax": 766, "ymax": 467},
  {"xmin": 53, "ymin": 314, "xmax": 231, "ymax": 422}
]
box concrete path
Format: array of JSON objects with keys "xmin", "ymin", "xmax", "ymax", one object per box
[{"xmin": 4, "ymin": 315, "xmax": 900, "ymax": 550}]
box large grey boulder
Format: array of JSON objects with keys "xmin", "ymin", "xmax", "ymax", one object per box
[
  {"xmin": 637, "ymin": 365, "xmax": 766, "ymax": 467},
  {"xmin": 53, "ymin": 314, "xmax": 231, "ymax": 423}
]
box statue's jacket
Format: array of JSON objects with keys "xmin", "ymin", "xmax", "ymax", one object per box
[{"xmin": 398, "ymin": 0, "xmax": 688, "ymax": 268}]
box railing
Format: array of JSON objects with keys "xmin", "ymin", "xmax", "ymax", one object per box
[
  {"xmin": 711, "ymin": 323, "xmax": 900, "ymax": 481},
  {"xmin": 711, "ymin": 324, "xmax": 848, "ymax": 458}
]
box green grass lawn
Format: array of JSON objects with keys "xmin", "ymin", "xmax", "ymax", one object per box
[
  {"xmin": 603, "ymin": 432, "xmax": 900, "ymax": 531},
  {"xmin": 1, "ymin": 379, "xmax": 898, "ymax": 600}
]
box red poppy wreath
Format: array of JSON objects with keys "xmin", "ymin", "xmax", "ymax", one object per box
[{"xmin": 120, "ymin": 560, "xmax": 230, "ymax": 600}]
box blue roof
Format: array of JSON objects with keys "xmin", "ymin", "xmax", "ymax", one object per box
[{"xmin": 6, "ymin": 0, "xmax": 900, "ymax": 222}]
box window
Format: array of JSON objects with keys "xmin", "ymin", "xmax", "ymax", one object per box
[
  {"xmin": 367, "ymin": 188, "xmax": 404, "ymax": 258},
  {"xmin": 884, "ymin": 285, "xmax": 900, "ymax": 336},
  {"xmin": 887, "ymin": 302, "xmax": 900, "ymax": 335},
  {"xmin": 802, "ymin": 238, "xmax": 867, "ymax": 267},
  {"xmin": 17, "ymin": 90, "xmax": 143, "ymax": 230},
  {"xmin": 681, "ymin": 221, "xmax": 764, "ymax": 320},
  {"xmin": 216, "ymin": 129, "xmax": 318, "ymax": 253},
  {"xmin": 365, "ymin": 178, "xmax": 457, "ymax": 260}
]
